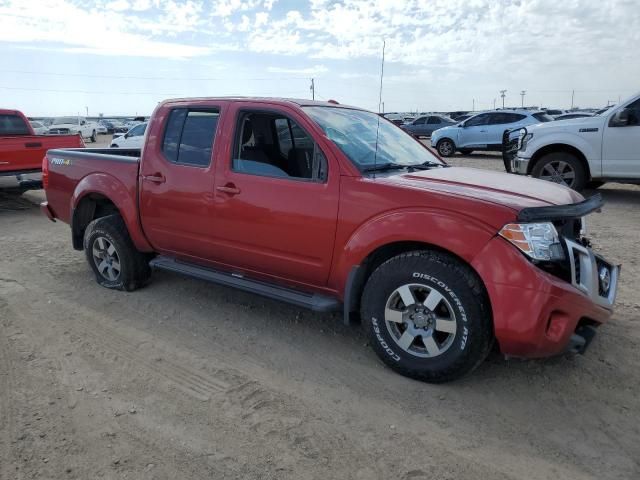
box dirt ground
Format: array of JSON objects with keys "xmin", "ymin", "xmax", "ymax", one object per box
[{"xmin": 1, "ymin": 143, "xmax": 639, "ymax": 479}]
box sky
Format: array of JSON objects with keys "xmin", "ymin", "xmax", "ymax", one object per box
[{"xmin": 0, "ymin": 0, "xmax": 638, "ymax": 116}]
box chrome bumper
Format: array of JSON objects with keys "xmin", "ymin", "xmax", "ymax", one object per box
[
  {"xmin": 511, "ymin": 155, "xmax": 530, "ymax": 174},
  {"xmin": 565, "ymin": 238, "xmax": 619, "ymax": 309}
]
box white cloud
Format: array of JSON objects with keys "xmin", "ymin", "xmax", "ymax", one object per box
[
  {"xmin": 0, "ymin": 0, "xmax": 230, "ymax": 58},
  {"xmin": 267, "ymin": 65, "xmax": 328, "ymax": 75}
]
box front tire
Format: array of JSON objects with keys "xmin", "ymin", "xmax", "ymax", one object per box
[
  {"xmin": 83, "ymin": 214, "xmax": 151, "ymax": 291},
  {"xmin": 436, "ymin": 138, "xmax": 455, "ymax": 157},
  {"xmin": 361, "ymin": 251, "xmax": 493, "ymax": 383},
  {"xmin": 531, "ymin": 152, "xmax": 586, "ymax": 191}
]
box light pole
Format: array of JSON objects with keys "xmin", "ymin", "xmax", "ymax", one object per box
[
  {"xmin": 500, "ymin": 90, "xmax": 507, "ymax": 109},
  {"xmin": 85, "ymin": 106, "xmax": 88, "ymax": 117},
  {"xmin": 493, "ymin": 98, "xmax": 496, "ymax": 109},
  {"xmin": 520, "ymin": 90, "xmax": 526, "ymax": 108}
]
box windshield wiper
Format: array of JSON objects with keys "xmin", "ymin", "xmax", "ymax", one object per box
[
  {"xmin": 408, "ymin": 161, "xmax": 447, "ymax": 170},
  {"xmin": 362, "ymin": 163, "xmax": 411, "ymax": 173},
  {"xmin": 363, "ymin": 161, "xmax": 446, "ymax": 174}
]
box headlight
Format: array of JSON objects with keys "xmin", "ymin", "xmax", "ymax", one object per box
[
  {"xmin": 499, "ymin": 222, "xmax": 564, "ymax": 261},
  {"xmin": 518, "ymin": 132, "xmax": 533, "ymax": 150}
]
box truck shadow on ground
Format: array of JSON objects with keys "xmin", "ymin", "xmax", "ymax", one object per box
[{"xmin": 0, "ymin": 190, "xmax": 39, "ymax": 213}]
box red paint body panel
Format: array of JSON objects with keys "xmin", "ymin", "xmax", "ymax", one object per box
[
  {"xmin": 0, "ymin": 109, "xmax": 83, "ymax": 175},
  {"xmin": 42, "ymin": 97, "xmax": 616, "ymax": 359},
  {"xmin": 472, "ymin": 237, "xmax": 612, "ymax": 357}
]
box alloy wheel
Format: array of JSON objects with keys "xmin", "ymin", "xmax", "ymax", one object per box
[
  {"xmin": 539, "ymin": 160, "xmax": 576, "ymax": 188},
  {"xmin": 384, "ymin": 283, "xmax": 457, "ymax": 358},
  {"xmin": 92, "ymin": 236, "xmax": 121, "ymax": 281}
]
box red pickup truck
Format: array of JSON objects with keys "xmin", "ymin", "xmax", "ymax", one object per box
[
  {"xmin": 1, "ymin": 109, "xmax": 84, "ymax": 188},
  {"xmin": 40, "ymin": 97, "xmax": 619, "ymax": 382}
]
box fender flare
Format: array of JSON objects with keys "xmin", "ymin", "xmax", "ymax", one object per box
[
  {"xmin": 70, "ymin": 172, "xmax": 152, "ymax": 252},
  {"xmin": 332, "ymin": 208, "xmax": 497, "ymax": 320}
]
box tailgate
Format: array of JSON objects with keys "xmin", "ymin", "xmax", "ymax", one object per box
[{"xmin": 0, "ymin": 134, "xmax": 84, "ymax": 175}]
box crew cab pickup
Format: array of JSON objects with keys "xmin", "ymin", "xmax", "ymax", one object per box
[
  {"xmin": 505, "ymin": 92, "xmax": 640, "ymax": 191},
  {"xmin": 1, "ymin": 108, "xmax": 84, "ymax": 188},
  {"xmin": 41, "ymin": 97, "xmax": 619, "ymax": 383}
]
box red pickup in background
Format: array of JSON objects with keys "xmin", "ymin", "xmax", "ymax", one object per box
[{"xmin": 0, "ymin": 108, "xmax": 84, "ymax": 189}]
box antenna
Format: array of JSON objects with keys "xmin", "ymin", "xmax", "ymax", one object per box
[
  {"xmin": 373, "ymin": 39, "xmax": 385, "ymax": 177},
  {"xmin": 378, "ymin": 39, "xmax": 385, "ymax": 113}
]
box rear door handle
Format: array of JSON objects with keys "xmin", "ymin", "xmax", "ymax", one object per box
[
  {"xmin": 25, "ymin": 142, "xmax": 42, "ymax": 148},
  {"xmin": 142, "ymin": 173, "xmax": 166, "ymax": 184},
  {"xmin": 216, "ymin": 184, "xmax": 241, "ymax": 195}
]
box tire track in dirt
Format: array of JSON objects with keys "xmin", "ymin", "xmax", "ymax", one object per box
[{"xmin": 0, "ymin": 299, "xmax": 17, "ymax": 480}]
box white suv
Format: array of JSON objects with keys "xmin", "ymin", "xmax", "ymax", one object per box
[
  {"xmin": 509, "ymin": 92, "xmax": 640, "ymax": 191},
  {"xmin": 431, "ymin": 109, "xmax": 553, "ymax": 156}
]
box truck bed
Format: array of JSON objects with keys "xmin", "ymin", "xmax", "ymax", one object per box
[{"xmin": 44, "ymin": 148, "xmax": 141, "ymax": 225}]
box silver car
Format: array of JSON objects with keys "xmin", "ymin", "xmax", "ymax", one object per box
[{"xmin": 401, "ymin": 114, "xmax": 456, "ymax": 138}]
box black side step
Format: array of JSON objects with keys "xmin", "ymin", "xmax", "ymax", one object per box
[{"xmin": 150, "ymin": 256, "xmax": 341, "ymax": 313}]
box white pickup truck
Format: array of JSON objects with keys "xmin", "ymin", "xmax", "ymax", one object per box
[
  {"xmin": 507, "ymin": 92, "xmax": 640, "ymax": 191},
  {"xmin": 48, "ymin": 117, "xmax": 98, "ymax": 143}
]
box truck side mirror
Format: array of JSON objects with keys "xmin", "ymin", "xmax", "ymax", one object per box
[{"xmin": 610, "ymin": 108, "xmax": 632, "ymax": 127}]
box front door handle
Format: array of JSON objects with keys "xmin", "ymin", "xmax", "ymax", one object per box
[
  {"xmin": 216, "ymin": 184, "xmax": 241, "ymax": 195},
  {"xmin": 142, "ymin": 173, "xmax": 166, "ymax": 184}
]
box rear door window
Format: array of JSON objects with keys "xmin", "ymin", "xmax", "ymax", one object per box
[
  {"xmin": 162, "ymin": 109, "xmax": 219, "ymax": 167},
  {"xmin": 532, "ymin": 113, "xmax": 554, "ymax": 122},
  {"xmin": 427, "ymin": 116, "xmax": 442, "ymax": 124},
  {"xmin": 465, "ymin": 114, "xmax": 490, "ymax": 127},
  {"xmin": 0, "ymin": 114, "xmax": 30, "ymax": 135}
]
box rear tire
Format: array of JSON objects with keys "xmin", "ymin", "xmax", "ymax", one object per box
[
  {"xmin": 361, "ymin": 251, "xmax": 493, "ymax": 383},
  {"xmin": 436, "ymin": 139, "xmax": 455, "ymax": 157},
  {"xmin": 83, "ymin": 214, "xmax": 151, "ymax": 291},
  {"xmin": 531, "ymin": 152, "xmax": 586, "ymax": 191}
]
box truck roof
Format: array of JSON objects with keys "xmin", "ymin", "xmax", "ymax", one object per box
[{"xmin": 160, "ymin": 97, "xmax": 364, "ymax": 110}]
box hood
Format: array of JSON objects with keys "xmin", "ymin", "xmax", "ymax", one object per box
[
  {"xmin": 526, "ymin": 115, "xmax": 603, "ymax": 135},
  {"xmin": 49, "ymin": 123, "xmax": 78, "ymax": 128},
  {"xmin": 431, "ymin": 124, "xmax": 459, "ymax": 138},
  {"xmin": 380, "ymin": 166, "xmax": 583, "ymax": 212}
]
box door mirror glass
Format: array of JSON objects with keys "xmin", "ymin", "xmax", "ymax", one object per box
[{"xmin": 610, "ymin": 108, "xmax": 636, "ymax": 127}]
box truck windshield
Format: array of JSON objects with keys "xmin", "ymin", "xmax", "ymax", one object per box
[{"xmin": 304, "ymin": 106, "xmax": 443, "ymax": 170}]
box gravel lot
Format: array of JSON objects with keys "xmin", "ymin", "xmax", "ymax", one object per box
[{"xmin": 0, "ymin": 138, "xmax": 638, "ymax": 479}]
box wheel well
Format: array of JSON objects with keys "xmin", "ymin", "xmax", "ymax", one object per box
[
  {"xmin": 346, "ymin": 241, "xmax": 493, "ymax": 327},
  {"xmin": 436, "ymin": 137, "xmax": 454, "ymax": 146},
  {"xmin": 529, "ymin": 144, "xmax": 591, "ymax": 179},
  {"xmin": 71, "ymin": 194, "xmax": 121, "ymax": 250}
]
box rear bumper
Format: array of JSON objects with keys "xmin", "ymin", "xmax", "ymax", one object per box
[
  {"xmin": 472, "ymin": 237, "xmax": 617, "ymax": 358},
  {"xmin": 40, "ymin": 201, "xmax": 56, "ymax": 222}
]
